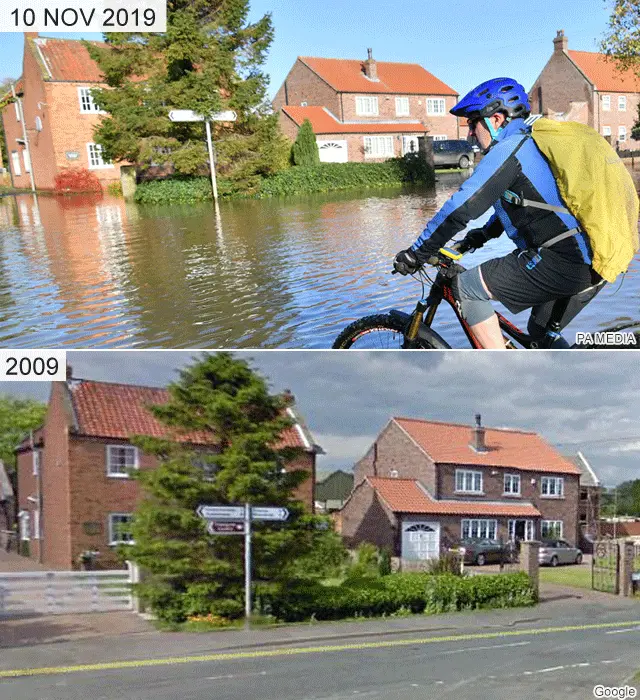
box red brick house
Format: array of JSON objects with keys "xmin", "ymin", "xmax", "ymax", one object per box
[
  {"xmin": 1, "ymin": 33, "xmax": 122, "ymax": 191},
  {"xmin": 340, "ymin": 415, "xmax": 583, "ymax": 562},
  {"xmin": 15, "ymin": 374, "xmax": 321, "ymax": 570},
  {"xmin": 529, "ymin": 30, "xmax": 640, "ymax": 146},
  {"xmin": 273, "ymin": 50, "xmax": 460, "ymax": 163}
]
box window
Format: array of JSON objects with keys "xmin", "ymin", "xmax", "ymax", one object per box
[
  {"xmin": 106, "ymin": 445, "xmax": 138, "ymax": 478},
  {"xmin": 78, "ymin": 87, "xmax": 104, "ymax": 114},
  {"xmin": 356, "ymin": 96, "xmax": 379, "ymax": 116},
  {"xmin": 602, "ymin": 94, "xmax": 611, "ymax": 111},
  {"xmin": 32, "ymin": 449, "xmax": 41, "ymax": 476},
  {"xmin": 541, "ymin": 476, "xmax": 564, "ymax": 498},
  {"xmin": 461, "ymin": 519, "xmax": 497, "ymax": 540},
  {"xmin": 619, "ymin": 126, "xmax": 627, "ymax": 142},
  {"xmin": 541, "ymin": 520, "xmax": 563, "ymax": 539},
  {"xmin": 363, "ymin": 135, "xmax": 394, "ymax": 158},
  {"xmin": 22, "ymin": 150, "xmax": 31, "ymax": 174},
  {"xmin": 108, "ymin": 514, "xmax": 134, "ymax": 545},
  {"xmin": 603, "ymin": 126, "xmax": 612, "ymax": 137},
  {"xmin": 580, "ymin": 513, "xmax": 587, "ymax": 523},
  {"xmin": 19, "ymin": 512, "xmax": 30, "ymax": 540},
  {"xmin": 503, "ymin": 473, "xmax": 521, "ymax": 496},
  {"xmin": 395, "ymin": 97, "xmax": 410, "ymax": 116},
  {"xmin": 618, "ymin": 95, "xmax": 627, "ymax": 112},
  {"xmin": 11, "ymin": 151, "xmax": 22, "ymax": 177},
  {"xmin": 33, "ymin": 510, "xmax": 40, "ymax": 540},
  {"xmin": 426, "ymin": 98, "xmax": 446, "ymax": 116},
  {"xmin": 191, "ymin": 453, "xmax": 218, "ymax": 481},
  {"xmin": 432, "ymin": 135, "xmax": 448, "ymax": 141},
  {"xmin": 87, "ymin": 143, "xmax": 113, "ymax": 170},
  {"xmin": 14, "ymin": 102, "xmax": 20, "ymax": 122},
  {"xmin": 455, "ymin": 469, "xmax": 483, "ymax": 493},
  {"xmin": 508, "ymin": 519, "xmax": 535, "ymax": 541}
]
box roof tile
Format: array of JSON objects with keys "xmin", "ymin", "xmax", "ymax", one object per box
[
  {"xmin": 394, "ymin": 418, "xmax": 581, "ymax": 474},
  {"xmin": 300, "ymin": 57, "xmax": 457, "ymax": 96},
  {"xmin": 32, "ymin": 37, "xmax": 107, "ymax": 82},
  {"xmin": 567, "ymin": 50, "xmax": 640, "ymax": 93},
  {"xmin": 282, "ymin": 106, "xmax": 426, "ymax": 134},
  {"xmin": 368, "ymin": 478, "xmax": 541, "ymax": 517}
]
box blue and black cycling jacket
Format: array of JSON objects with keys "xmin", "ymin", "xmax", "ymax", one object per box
[{"xmin": 410, "ymin": 118, "xmax": 593, "ymax": 265}]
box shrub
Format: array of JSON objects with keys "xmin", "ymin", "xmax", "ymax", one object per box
[
  {"xmin": 54, "ymin": 168, "xmax": 103, "ymax": 194},
  {"xmin": 426, "ymin": 552, "xmax": 463, "ymax": 576},
  {"xmin": 291, "ymin": 119, "xmax": 320, "ymax": 167},
  {"xmin": 106, "ymin": 181, "xmax": 123, "ymax": 197}
]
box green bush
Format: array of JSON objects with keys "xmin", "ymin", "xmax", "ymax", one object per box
[
  {"xmin": 292, "ymin": 119, "xmax": 320, "ymax": 167},
  {"xmin": 134, "ymin": 177, "xmax": 217, "ymax": 204},
  {"xmin": 426, "ymin": 552, "xmax": 463, "ymax": 576},
  {"xmin": 261, "ymin": 571, "xmax": 536, "ymax": 623}
]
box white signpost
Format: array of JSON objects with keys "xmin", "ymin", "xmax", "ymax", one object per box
[
  {"xmin": 168, "ymin": 109, "xmax": 238, "ymax": 204},
  {"xmin": 197, "ymin": 502, "xmax": 290, "ymax": 625}
]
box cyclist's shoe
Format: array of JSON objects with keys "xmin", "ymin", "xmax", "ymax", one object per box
[{"xmin": 393, "ymin": 249, "xmax": 421, "ymax": 275}]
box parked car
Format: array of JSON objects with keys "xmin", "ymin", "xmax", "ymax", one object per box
[
  {"xmin": 538, "ymin": 540, "xmax": 583, "ymax": 567},
  {"xmin": 456, "ymin": 538, "xmax": 516, "ymax": 566},
  {"xmin": 432, "ymin": 139, "xmax": 474, "ymax": 169}
]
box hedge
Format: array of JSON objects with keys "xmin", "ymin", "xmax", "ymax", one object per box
[
  {"xmin": 134, "ymin": 158, "xmax": 434, "ymax": 204},
  {"xmin": 260, "ymin": 572, "xmax": 536, "ymax": 623}
]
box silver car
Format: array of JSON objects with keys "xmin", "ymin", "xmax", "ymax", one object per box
[
  {"xmin": 432, "ymin": 139, "xmax": 474, "ymax": 169},
  {"xmin": 538, "ymin": 539, "xmax": 583, "ymax": 566}
]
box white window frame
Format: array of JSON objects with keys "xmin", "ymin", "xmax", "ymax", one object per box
[
  {"xmin": 508, "ymin": 519, "xmax": 535, "ymax": 541},
  {"xmin": 33, "ymin": 510, "xmax": 40, "ymax": 540},
  {"xmin": 395, "ymin": 96, "xmax": 410, "ymax": 117},
  {"xmin": 426, "ymin": 98, "xmax": 446, "ymax": 116},
  {"xmin": 432, "ymin": 134, "xmax": 448, "ymax": 141},
  {"xmin": 461, "ymin": 519, "xmax": 497, "ymax": 540},
  {"xmin": 503, "ymin": 473, "xmax": 521, "ymax": 496},
  {"xmin": 87, "ymin": 143, "xmax": 113, "ymax": 170},
  {"xmin": 106, "ymin": 445, "xmax": 139, "ymax": 478},
  {"xmin": 541, "ymin": 476, "xmax": 564, "ymax": 498},
  {"xmin": 78, "ymin": 86, "xmax": 105, "ymax": 114},
  {"xmin": 355, "ymin": 95, "xmax": 379, "ymax": 117},
  {"xmin": 602, "ymin": 126, "xmax": 612, "ymax": 137},
  {"xmin": 32, "ymin": 449, "xmax": 41, "ymax": 477},
  {"xmin": 618, "ymin": 95, "xmax": 627, "ymax": 112},
  {"xmin": 618, "ymin": 126, "xmax": 627, "ymax": 142},
  {"xmin": 541, "ymin": 520, "xmax": 563, "ymax": 539},
  {"xmin": 11, "ymin": 151, "xmax": 22, "ymax": 177},
  {"xmin": 19, "ymin": 512, "xmax": 30, "ymax": 540},
  {"xmin": 455, "ymin": 469, "xmax": 483, "ymax": 494},
  {"xmin": 108, "ymin": 513, "xmax": 134, "ymax": 545},
  {"xmin": 602, "ymin": 94, "xmax": 611, "ymax": 111},
  {"xmin": 14, "ymin": 102, "xmax": 21, "ymax": 122},
  {"xmin": 22, "ymin": 149, "xmax": 31, "ymax": 174},
  {"xmin": 363, "ymin": 135, "xmax": 394, "ymax": 159}
]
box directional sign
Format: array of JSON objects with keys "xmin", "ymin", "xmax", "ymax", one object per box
[
  {"xmin": 197, "ymin": 505, "xmax": 245, "ymax": 520},
  {"xmin": 251, "ymin": 507, "xmax": 289, "ymax": 521},
  {"xmin": 207, "ymin": 521, "xmax": 245, "ymax": 535},
  {"xmin": 168, "ymin": 110, "xmax": 238, "ymax": 123}
]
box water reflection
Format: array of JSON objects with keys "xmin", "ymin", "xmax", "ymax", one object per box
[{"xmin": 0, "ymin": 174, "xmax": 638, "ymax": 348}]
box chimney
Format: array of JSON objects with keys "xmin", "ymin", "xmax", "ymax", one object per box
[
  {"xmin": 553, "ymin": 30, "xmax": 568, "ymax": 54},
  {"xmin": 470, "ymin": 413, "xmax": 487, "ymax": 452},
  {"xmin": 25, "ymin": 32, "xmax": 39, "ymax": 39},
  {"xmin": 66, "ymin": 364, "xmax": 73, "ymax": 381},
  {"xmin": 363, "ymin": 48, "xmax": 378, "ymax": 81}
]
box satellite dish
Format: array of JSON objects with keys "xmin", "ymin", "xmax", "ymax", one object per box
[{"xmin": 35, "ymin": 116, "xmax": 43, "ymax": 132}]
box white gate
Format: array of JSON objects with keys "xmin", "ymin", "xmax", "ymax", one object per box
[
  {"xmin": 317, "ymin": 140, "xmax": 348, "ymax": 163},
  {"xmin": 0, "ymin": 568, "xmax": 133, "ymax": 617},
  {"xmin": 402, "ymin": 522, "xmax": 440, "ymax": 560}
]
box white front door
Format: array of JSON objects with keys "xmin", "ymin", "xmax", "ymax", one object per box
[
  {"xmin": 317, "ymin": 140, "xmax": 348, "ymax": 163},
  {"xmin": 402, "ymin": 135, "xmax": 420, "ymax": 156},
  {"xmin": 402, "ymin": 521, "xmax": 440, "ymax": 560}
]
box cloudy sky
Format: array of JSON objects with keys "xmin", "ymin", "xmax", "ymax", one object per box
[{"xmin": 5, "ymin": 351, "xmax": 640, "ymax": 487}]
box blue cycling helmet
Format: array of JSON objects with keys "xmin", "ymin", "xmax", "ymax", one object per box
[{"xmin": 450, "ymin": 78, "xmax": 531, "ymax": 120}]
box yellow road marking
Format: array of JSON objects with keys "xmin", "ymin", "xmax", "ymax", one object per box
[{"xmin": 1, "ymin": 620, "xmax": 639, "ymax": 679}]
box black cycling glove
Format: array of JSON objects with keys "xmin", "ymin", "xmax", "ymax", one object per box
[
  {"xmin": 462, "ymin": 227, "xmax": 489, "ymax": 251},
  {"xmin": 393, "ymin": 249, "xmax": 421, "ymax": 275}
]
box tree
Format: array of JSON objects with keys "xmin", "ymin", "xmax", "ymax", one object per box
[
  {"xmin": 86, "ymin": 0, "xmax": 290, "ymax": 195},
  {"xmin": 601, "ymin": 480, "xmax": 640, "ymax": 517},
  {"xmin": 0, "ymin": 395, "xmax": 47, "ymax": 474},
  {"xmin": 0, "ymin": 78, "xmax": 16, "ymax": 170},
  {"xmin": 124, "ymin": 353, "xmax": 344, "ymax": 623},
  {"xmin": 600, "ymin": 1, "xmax": 640, "ymax": 140},
  {"xmin": 291, "ymin": 119, "xmax": 320, "ymax": 167}
]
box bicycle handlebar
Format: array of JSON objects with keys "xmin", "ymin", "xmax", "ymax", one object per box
[{"xmin": 391, "ymin": 238, "xmax": 472, "ymax": 275}]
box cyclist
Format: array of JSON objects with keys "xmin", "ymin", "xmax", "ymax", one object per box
[{"xmin": 393, "ymin": 77, "xmax": 604, "ymax": 349}]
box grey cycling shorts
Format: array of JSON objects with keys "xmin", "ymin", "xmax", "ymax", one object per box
[{"xmin": 454, "ymin": 265, "xmax": 495, "ymax": 326}]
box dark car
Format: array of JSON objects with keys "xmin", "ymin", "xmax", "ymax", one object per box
[
  {"xmin": 432, "ymin": 139, "xmax": 474, "ymax": 169},
  {"xmin": 456, "ymin": 539, "xmax": 516, "ymax": 566}
]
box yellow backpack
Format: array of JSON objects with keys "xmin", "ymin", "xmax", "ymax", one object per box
[{"xmin": 529, "ymin": 118, "xmax": 639, "ymax": 283}]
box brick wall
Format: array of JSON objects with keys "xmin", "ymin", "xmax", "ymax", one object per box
[
  {"xmin": 594, "ymin": 91, "xmax": 640, "ymax": 144},
  {"xmin": 273, "ymin": 60, "xmax": 341, "ymax": 117},
  {"xmin": 340, "ymin": 479, "xmax": 397, "ymax": 551},
  {"xmin": 353, "ymin": 420, "xmax": 437, "ymax": 493}
]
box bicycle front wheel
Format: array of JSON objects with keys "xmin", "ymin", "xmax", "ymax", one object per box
[{"xmin": 332, "ymin": 314, "xmax": 443, "ymax": 349}]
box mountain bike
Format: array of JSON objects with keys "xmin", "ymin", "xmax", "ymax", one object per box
[{"xmin": 332, "ymin": 241, "xmax": 603, "ymax": 349}]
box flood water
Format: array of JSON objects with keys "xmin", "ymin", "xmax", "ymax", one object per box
[{"xmin": 0, "ymin": 172, "xmax": 638, "ymax": 348}]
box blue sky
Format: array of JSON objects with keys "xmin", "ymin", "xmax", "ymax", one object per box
[{"xmin": 0, "ymin": 0, "xmax": 612, "ymax": 98}]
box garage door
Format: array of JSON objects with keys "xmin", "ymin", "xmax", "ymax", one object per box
[
  {"xmin": 402, "ymin": 522, "xmax": 440, "ymax": 560},
  {"xmin": 317, "ymin": 140, "xmax": 348, "ymax": 163}
]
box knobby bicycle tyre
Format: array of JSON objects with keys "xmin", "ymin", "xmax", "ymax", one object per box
[{"xmin": 332, "ymin": 314, "xmax": 447, "ymax": 349}]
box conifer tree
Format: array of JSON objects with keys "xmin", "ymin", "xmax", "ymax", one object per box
[{"xmin": 292, "ymin": 119, "xmax": 320, "ymax": 166}]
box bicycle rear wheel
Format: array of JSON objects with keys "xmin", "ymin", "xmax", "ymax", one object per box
[{"xmin": 332, "ymin": 314, "xmax": 444, "ymax": 349}]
